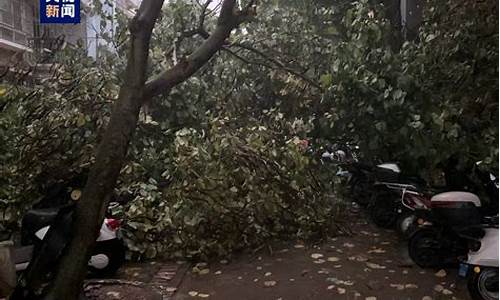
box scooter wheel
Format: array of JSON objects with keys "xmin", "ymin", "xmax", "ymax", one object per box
[
  {"xmin": 369, "ymin": 193, "xmax": 398, "ymax": 228},
  {"xmin": 88, "ymin": 239, "xmax": 126, "ymax": 277},
  {"xmin": 396, "ymin": 212, "xmax": 417, "ymax": 238},
  {"xmin": 468, "ymin": 267, "xmax": 499, "ymax": 300},
  {"xmin": 350, "ymin": 178, "xmax": 371, "ymax": 207},
  {"xmin": 408, "ymin": 228, "xmax": 443, "ymax": 268}
]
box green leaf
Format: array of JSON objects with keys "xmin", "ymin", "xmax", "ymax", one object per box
[
  {"xmin": 325, "ymin": 26, "xmax": 339, "ymax": 35},
  {"xmin": 76, "ymin": 113, "xmax": 86, "ymax": 127},
  {"xmin": 425, "ymin": 34, "xmax": 436, "ymax": 42},
  {"xmin": 375, "ymin": 121, "xmax": 386, "ymax": 131},
  {"xmin": 145, "ymin": 246, "xmax": 157, "ymax": 258},
  {"xmin": 383, "ymin": 89, "xmax": 390, "ymax": 98},
  {"xmin": 392, "ymin": 89, "xmax": 403, "ymax": 100},
  {"xmin": 320, "ymin": 74, "xmax": 333, "ymax": 88}
]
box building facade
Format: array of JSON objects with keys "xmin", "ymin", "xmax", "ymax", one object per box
[
  {"xmin": 0, "ymin": 0, "xmax": 36, "ymax": 66},
  {"xmin": 0, "ymin": 0, "xmax": 139, "ymax": 69}
]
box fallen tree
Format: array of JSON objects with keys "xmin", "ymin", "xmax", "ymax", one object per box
[{"xmin": 12, "ymin": 1, "xmax": 258, "ymax": 299}]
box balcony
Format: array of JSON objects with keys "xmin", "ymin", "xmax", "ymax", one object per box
[{"xmin": 27, "ymin": 36, "xmax": 65, "ymax": 53}]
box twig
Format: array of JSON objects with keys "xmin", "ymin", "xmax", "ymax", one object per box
[{"xmin": 227, "ymin": 42, "xmax": 323, "ymax": 90}]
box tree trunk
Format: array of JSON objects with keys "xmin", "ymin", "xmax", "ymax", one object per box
[
  {"xmin": 43, "ymin": 1, "xmax": 165, "ymax": 299},
  {"xmin": 39, "ymin": 0, "xmax": 253, "ymax": 299}
]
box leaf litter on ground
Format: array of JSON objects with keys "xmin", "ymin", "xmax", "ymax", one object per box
[
  {"xmin": 326, "ymin": 277, "xmax": 355, "ymax": 286},
  {"xmin": 367, "ymin": 248, "xmax": 386, "ymax": 254},
  {"xmin": 343, "ymin": 242, "xmax": 354, "ymax": 248},
  {"xmin": 264, "ymin": 280, "xmax": 277, "ymax": 287},
  {"xmin": 435, "ymin": 269, "xmax": 447, "ymax": 277},
  {"xmin": 313, "ymin": 259, "xmax": 326, "ymax": 264},
  {"xmin": 366, "ymin": 262, "xmax": 386, "ymax": 269}
]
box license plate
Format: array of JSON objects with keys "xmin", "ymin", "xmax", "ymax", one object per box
[{"xmin": 458, "ymin": 263, "xmax": 469, "ymax": 277}]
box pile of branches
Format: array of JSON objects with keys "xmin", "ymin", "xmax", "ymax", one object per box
[{"xmin": 121, "ymin": 117, "xmax": 348, "ymax": 260}]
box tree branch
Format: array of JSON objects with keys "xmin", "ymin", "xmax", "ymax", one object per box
[
  {"xmin": 229, "ymin": 42, "xmax": 323, "ymax": 90},
  {"xmin": 172, "ymin": 0, "xmax": 212, "ymax": 59},
  {"xmin": 144, "ymin": 0, "xmax": 256, "ymax": 98},
  {"xmin": 198, "ymin": 0, "xmax": 212, "ymax": 35}
]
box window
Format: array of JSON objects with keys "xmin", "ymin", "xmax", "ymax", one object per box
[
  {"xmin": 0, "ymin": 0, "xmax": 13, "ymax": 26},
  {"xmin": 13, "ymin": 0, "xmax": 22, "ymax": 31},
  {"xmin": 0, "ymin": 0, "xmax": 34, "ymax": 46}
]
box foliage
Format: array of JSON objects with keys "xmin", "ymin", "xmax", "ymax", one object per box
[
  {"xmin": 0, "ymin": 0, "xmax": 498, "ymax": 258},
  {"xmin": 317, "ymin": 0, "xmax": 498, "ymax": 177},
  {"xmin": 121, "ymin": 115, "xmax": 345, "ymax": 259},
  {"xmin": 0, "ymin": 48, "xmax": 117, "ymax": 228}
]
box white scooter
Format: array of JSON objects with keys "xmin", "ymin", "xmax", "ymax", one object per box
[
  {"xmin": 32, "ymin": 216, "xmax": 124, "ymax": 274},
  {"xmin": 15, "ymin": 200, "xmax": 125, "ymax": 276},
  {"xmin": 5, "ymin": 200, "xmax": 126, "ymax": 299},
  {"xmin": 460, "ymin": 220, "xmax": 498, "ymax": 300}
]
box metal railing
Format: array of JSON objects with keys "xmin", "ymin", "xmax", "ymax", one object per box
[{"xmin": 27, "ymin": 36, "xmax": 65, "ymax": 52}]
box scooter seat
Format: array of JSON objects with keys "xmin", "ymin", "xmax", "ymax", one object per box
[
  {"xmin": 21, "ymin": 208, "xmax": 60, "ymax": 245},
  {"xmin": 374, "ymin": 168, "xmax": 400, "ymax": 182}
]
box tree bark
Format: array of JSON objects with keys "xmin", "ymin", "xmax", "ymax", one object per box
[
  {"xmin": 143, "ymin": 0, "xmax": 255, "ymax": 98},
  {"xmin": 40, "ymin": 1, "xmax": 253, "ymax": 299},
  {"xmin": 43, "ymin": 1, "xmax": 165, "ymax": 299}
]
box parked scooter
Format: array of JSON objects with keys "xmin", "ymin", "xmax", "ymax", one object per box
[
  {"xmin": 395, "ymin": 186, "xmax": 433, "ymax": 236},
  {"xmin": 408, "ymin": 171, "xmax": 498, "ymax": 268},
  {"xmin": 460, "ymin": 221, "xmax": 498, "ymax": 300},
  {"xmin": 408, "ymin": 194, "xmax": 480, "ymax": 267},
  {"xmin": 320, "ymin": 144, "xmax": 426, "ymax": 209},
  {"xmin": 346, "ymin": 160, "xmax": 428, "ymax": 208},
  {"xmin": 368, "ymin": 181, "xmax": 431, "ymax": 233},
  {"xmin": 318, "ymin": 142, "xmax": 398, "ymax": 203},
  {"xmin": 8, "ymin": 198, "xmax": 126, "ymax": 299},
  {"xmin": 17, "ymin": 200, "xmax": 125, "ymax": 276}
]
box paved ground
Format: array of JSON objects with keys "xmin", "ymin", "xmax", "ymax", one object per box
[
  {"xmin": 84, "ymin": 208, "xmax": 471, "ymax": 300},
  {"xmin": 83, "ymin": 262, "xmax": 186, "ymax": 299},
  {"xmin": 171, "ymin": 210, "xmax": 470, "ymax": 300}
]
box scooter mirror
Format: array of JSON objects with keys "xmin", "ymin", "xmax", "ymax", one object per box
[{"xmin": 321, "ymin": 152, "xmax": 333, "ymax": 159}]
